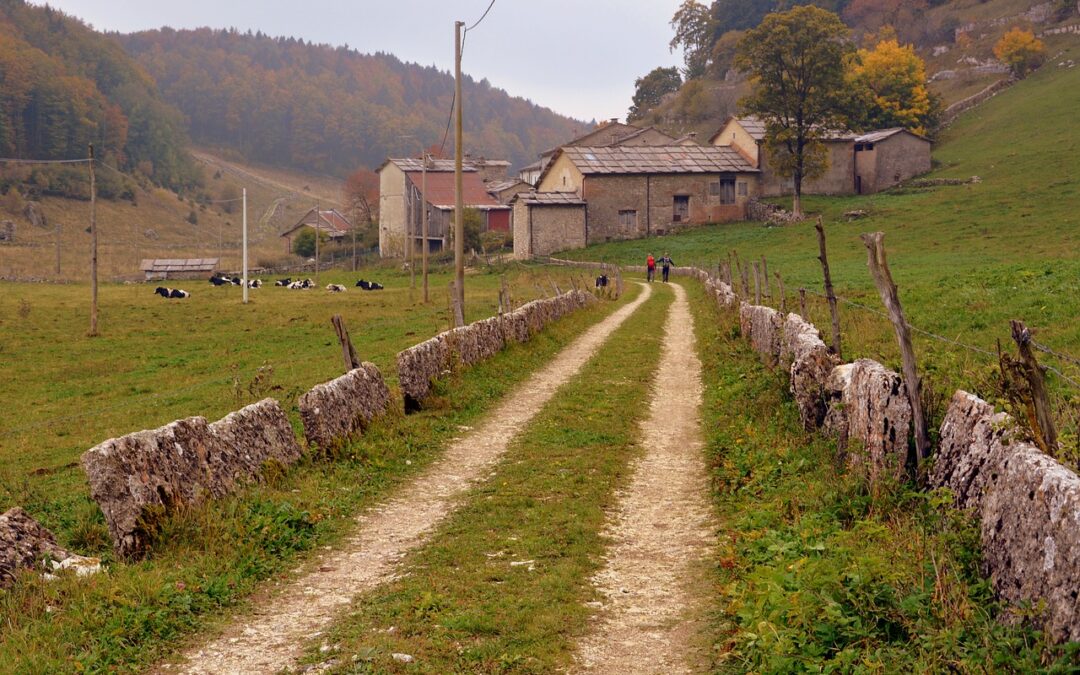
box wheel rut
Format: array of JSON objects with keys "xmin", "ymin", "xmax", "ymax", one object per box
[
  {"xmin": 573, "ymin": 282, "xmax": 716, "ymax": 675},
  {"xmin": 158, "ymin": 284, "xmax": 654, "ymax": 674}
]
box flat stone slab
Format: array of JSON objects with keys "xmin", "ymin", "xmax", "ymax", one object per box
[{"xmin": 0, "ymin": 507, "xmax": 72, "ymax": 587}]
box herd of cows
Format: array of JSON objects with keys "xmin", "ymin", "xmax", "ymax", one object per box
[{"xmin": 153, "ymin": 275, "xmax": 385, "ymax": 299}]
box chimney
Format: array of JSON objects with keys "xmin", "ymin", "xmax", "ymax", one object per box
[{"xmin": 610, "ymin": 117, "xmax": 618, "ymax": 125}]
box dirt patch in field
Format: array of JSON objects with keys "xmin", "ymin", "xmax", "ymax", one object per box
[
  {"xmin": 573, "ymin": 282, "xmax": 716, "ymax": 674},
  {"xmin": 157, "ymin": 285, "xmax": 653, "ymax": 675}
]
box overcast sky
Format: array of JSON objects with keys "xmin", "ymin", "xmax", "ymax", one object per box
[{"xmin": 39, "ymin": 0, "xmax": 686, "ymax": 123}]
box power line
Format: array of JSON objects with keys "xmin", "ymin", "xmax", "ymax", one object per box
[
  {"xmin": 0, "ymin": 158, "xmax": 90, "ymax": 165},
  {"xmin": 465, "ymin": 0, "xmax": 496, "ymax": 32}
]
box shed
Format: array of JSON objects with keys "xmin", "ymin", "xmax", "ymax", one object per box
[
  {"xmin": 279, "ymin": 208, "xmax": 352, "ymax": 254},
  {"xmin": 512, "ymin": 192, "xmax": 587, "ymax": 259},
  {"xmin": 140, "ymin": 258, "xmax": 220, "ymax": 281}
]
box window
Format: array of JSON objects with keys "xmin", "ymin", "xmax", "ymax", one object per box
[
  {"xmin": 618, "ymin": 210, "xmax": 637, "ymax": 228},
  {"xmin": 673, "ymin": 195, "xmax": 690, "ymax": 221},
  {"xmin": 738, "ymin": 181, "xmax": 748, "ymax": 197},
  {"xmin": 719, "ymin": 178, "xmax": 736, "ymax": 205}
]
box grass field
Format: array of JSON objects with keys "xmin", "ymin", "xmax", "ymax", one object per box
[
  {"xmin": 0, "ymin": 263, "xmax": 620, "ymax": 672},
  {"xmin": 561, "ymin": 49, "xmax": 1080, "ymax": 461}
]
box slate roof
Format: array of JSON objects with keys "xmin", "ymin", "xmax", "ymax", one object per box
[
  {"xmin": 511, "ymin": 192, "xmax": 586, "ymax": 206},
  {"xmin": 379, "ymin": 158, "xmax": 478, "ymax": 173},
  {"xmin": 140, "ymin": 258, "xmax": 219, "ymax": 273},
  {"xmin": 735, "ymin": 117, "xmax": 767, "ymax": 140},
  {"xmin": 280, "ymin": 207, "xmax": 352, "ymax": 237},
  {"xmin": 556, "ymin": 145, "xmax": 757, "ymax": 176},
  {"xmin": 485, "ymin": 179, "xmax": 526, "ymax": 193},
  {"xmin": 854, "ymin": 128, "xmax": 929, "ymax": 143},
  {"xmin": 405, "ymin": 171, "xmax": 510, "ymax": 210}
]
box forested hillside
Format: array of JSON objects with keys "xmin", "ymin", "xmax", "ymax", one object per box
[
  {"xmin": 0, "ymin": 0, "xmax": 197, "ymax": 191},
  {"xmin": 118, "ymin": 29, "xmax": 586, "ymax": 174}
]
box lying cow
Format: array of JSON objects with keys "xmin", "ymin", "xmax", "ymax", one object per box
[
  {"xmin": 155, "ymin": 286, "xmax": 190, "ymax": 299},
  {"xmin": 209, "ymin": 274, "xmax": 230, "ymax": 286},
  {"xmin": 595, "ymin": 275, "xmax": 609, "ymax": 288},
  {"xmin": 287, "ymin": 278, "xmax": 315, "ymax": 289},
  {"xmin": 326, "ymin": 284, "xmax": 347, "ymax": 292},
  {"xmin": 274, "ymin": 278, "xmax": 292, "ymax": 287},
  {"xmin": 247, "ymin": 279, "xmax": 262, "ymax": 288},
  {"xmin": 356, "ymin": 279, "xmax": 384, "ymax": 290}
]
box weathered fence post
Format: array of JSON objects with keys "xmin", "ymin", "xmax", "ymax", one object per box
[
  {"xmin": 816, "ymin": 217, "xmax": 842, "ymax": 360},
  {"xmin": 752, "ymin": 261, "xmax": 761, "ymax": 304},
  {"xmin": 1010, "ymin": 320, "xmax": 1058, "ymax": 452},
  {"xmin": 775, "ymin": 272, "xmax": 787, "ymax": 315},
  {"xmin": 615, "ymin": 266, "xmax": 623, "ymax": 298},
  {"xmin": 862, "ymin": 231, "xmax": 930, "ymax": 474},
  {"xmin": 761, "ymin": 255, "xmax": 771, "ymax": 298},
  {"xmin": 799, "ymin": 288, "xmax": 808, "ymax": 320},
  {"xmin": 330, "ymin": 315, "xmax": 361, "ymax": 372}
]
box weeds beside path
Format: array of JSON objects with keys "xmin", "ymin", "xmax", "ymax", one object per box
[
  {"xmin": 161, "ymin": 284, "xmax": 655, "ymax": 673},
  {"xmin": 574, "ymin": 282, "xmax": 716, "ymax": 674}
]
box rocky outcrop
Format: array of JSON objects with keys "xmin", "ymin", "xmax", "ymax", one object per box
[
  {"xmin": 396, "ymin": 290, "xmax": 593, "ymax": 410},
  {"xmin": 781, "ymin": 313, "xmax": 839, "ymax": 430},
  {"xmin": 82, "ymin": 399, "xmax": 302, "ymax": 558},
  {"xmin": 824, "ymin": 359, "xmax": 912, "ymax": 483},
  {"xmin": 739, "ymin": 303, "xmax": 783, "ymax": 366},
  {"xmin": 980, "ymin": 445, "xmax": 1080, "ymax": 643},
  {"xmin": 0, "ymin": 507, "xmax": 71, "ymax": 587},
  {"xmin": 299, "ymin": 363, "xmax": 391, "ymax": 450}
]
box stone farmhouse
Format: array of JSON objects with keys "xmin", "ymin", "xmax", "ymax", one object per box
[
  {"xmin": 279, "ymin": 207, "xmax": 352, "ymax": 254},
  {"xmin": 377, "ymin": 157, "xmax": 512, "ymax": 257},
  {"xmin": 709, "ymin": 116, "xmax": 931, "ymax": 196},
  {"xmin": 513, "ymin": 145, "xmax": 759, "ymax": 259}
]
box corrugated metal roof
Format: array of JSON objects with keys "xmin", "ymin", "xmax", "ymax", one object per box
[
  {"xmin": 405, "ymin": 171, "xmax": 510, "ymax": 210},
  {"xmin": 512, "ymin": 192, "xmax": 586, "ymax": 206},
  {"xmin": 280, "ymin": 208, "xmax": 352, "ymax": 237},
  {"xmin": 559, "ymin": 145, "xmax": 757, "ymax": 175},
  {"xmin": 140, "ymin": 258, "xmax": 220, "ymax": 273}
]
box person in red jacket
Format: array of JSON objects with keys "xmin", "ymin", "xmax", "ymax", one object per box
[{"xmin": 646, "ymin": 253, "xmax": 656, "ymax": 282}]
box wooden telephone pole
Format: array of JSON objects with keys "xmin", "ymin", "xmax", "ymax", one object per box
[
  {"xmin": 453, "ymin": 20, "xmax": 465, "ymax": 325},
  {"xmin": 88, "ymin": 144, "xmax": 99, "ymax": 336},
  {"xmin": 422, "ymin": 151, "xmax": 429, "ymax": 303}
]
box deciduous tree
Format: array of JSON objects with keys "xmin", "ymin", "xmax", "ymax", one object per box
[
  {"xmin": 736, "ymin": 6, "xmax": 853, "ymax": 218},
  {"xmin": 994, "ymin": 27, "xmax": 1046, "ymax": 78},
  {"xmin": 670, "ymin": 1, "xmax": 715, "ymax": 80},
  {"xmin": 845, "ymin": 37, "xmax": 934, "ymax": 135},
  {"xmin": 628, "ymin": 67, "xmax": 683, "ymax": 121}
]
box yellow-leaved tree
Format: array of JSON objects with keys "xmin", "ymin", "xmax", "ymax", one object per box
[
  {"xmin": 994, "ymin": 27, "xmax": 1046, "ymax": 78},
  {"xmin": 845, "ymin": 37, "xmax": 933, "ymax": 136}
]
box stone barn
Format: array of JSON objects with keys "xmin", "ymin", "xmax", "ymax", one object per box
[
  {"xmin": 512, "ymin": 192, "xmax": 586, "ymax": 258},
  {"xmin": 853, "ymin": 129, "xmax": 933, "ymax": 194}
]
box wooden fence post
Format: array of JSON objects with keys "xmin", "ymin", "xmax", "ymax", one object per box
[
  {"xmin": 862, "ymin": 231, "xmax": 931, "ymax": 474},
  {"xmin": 761, "ymin": 255, "xmax": 771, "ymax": 298},
  {"xmin": 331, "ymin": 315, "xmax": 361, "ymax": 372},
  {"xmin": 799, "ymin": 288, "xmax": 808, "ymax": 320},
  {"xmin": 816, "ymin": 217, "xmax": 842, "ymax": 360},
  {"xmin": 752, "ymin": 261, "xmax": 761, "ymax": 304},
  {"xmin": 1010, "ymin": 320, "xmax": 1058, "ymax": 452},
  {"xmin": 775, "ymin": 272, "xmax": 787, "ymax": 315}
]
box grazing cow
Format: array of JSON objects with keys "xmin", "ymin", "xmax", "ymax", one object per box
[
  {"xmin": 326, "ymin": 284, "xmax": 347, "ymax": 292},
  {"xmin": 356, "ymin": 279, "xmax": 384, "ymax": 291},
  {"xmin": 595, "ymin": 275, "xmax": 609, "ymax": 288},
  {"xmin": 275, "ymin": 278, "xmax": 292, "ymax": 287},
  {"xmin": 155, "ymin": 286, "xmax": 190, "ymax": 299},
  {"xmin": 209, "ymin": 274, "xmax": 230, "ymax": 286}
]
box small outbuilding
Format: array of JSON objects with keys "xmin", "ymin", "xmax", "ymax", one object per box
[
  {"xmin": 279, "ymin": 207, "xmax": 352, "ymax": 254},
  {"xmin": 512, "ymin": 191, "xmax": 587, "ymax": 258},
  {"xmin": 853, "ymin": 128, "xmax": 933, "ymax": 194}
]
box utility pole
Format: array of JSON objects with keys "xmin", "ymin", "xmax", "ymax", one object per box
[
  {"xmin": 242, "ymin": 188, "xmax": 249, "ymax": 304},
  {"xmin": 453, "ymin": 20, "xmax": 465, "ymax": 324},
  {"xmin": 422, "ymin": 151, "xmax": 429, "ymax": 303},
  {"xmin": 88, "ymin": 144, "xmax": 99, "ymax": 336},
  {"xmin": 54, "ymin": 221, "xmax": 61, "ymax": 276},
  {"xmin": 314, "ymin": 200, "xmax": 320, "ymax": 287},
  {"xmin": 408, "ymin": 165, "xmax": 415, "ymax": 290}
]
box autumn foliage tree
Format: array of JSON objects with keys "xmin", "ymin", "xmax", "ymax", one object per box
[
  {"xmin": 845, "ymin": 37, "xmax": 934, "ymax": 135},
  {"xmin": 343, "ymin": 167, "xmax": 380, "ymax": 250},
  {"xmin": 994, "ymin": 27, "xmax": 1046, "ymax": 78},
  {"xmin": 736, "ymin": 6, "xmax": 853, "ymax": 218}
]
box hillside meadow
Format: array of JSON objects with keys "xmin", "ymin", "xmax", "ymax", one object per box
[{"xmin": 562, "ymin": 46, "xmax": 1080, "ymax": 459}]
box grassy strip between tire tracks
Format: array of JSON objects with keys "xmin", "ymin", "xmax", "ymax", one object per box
[
  {"xmin": 292, "ymin": 283, "xmax": 674, "ymax": 674},
  {"xmin": 684, "ymin": 281, "xmax": 1079, "ymax": 672},
  {"xmin": 0, "ymin": 283, "xmax": 633, "ymax": 674}
]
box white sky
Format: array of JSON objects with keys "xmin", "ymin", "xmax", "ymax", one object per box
[{"xmin": 38, "ymin": 0, "xmax": 687, "ymax": 123}]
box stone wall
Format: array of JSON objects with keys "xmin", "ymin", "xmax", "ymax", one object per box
[
  {"xmin": 396, "ymin": 290, "xmax": 594, "ymax": 410},
  {"xmin": 298, "ymin": 363, "xmax": 391, "ymax": 451},
  {"xmin": 739, "ymin": 302, "xmax": 783, "ymax": 366},
  {"xmin": 82, "ymin": 398, "xmax": 302, "ymax": 558},
  {"xmin": 781, "ymin": 313, "xmax": 839, "ymax": 430},
  {"xmin": 0, "ymin": 507, "xmax": 71, "ymax": 587}
]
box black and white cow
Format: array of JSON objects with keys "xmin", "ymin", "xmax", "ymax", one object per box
[
  {"xmin": 288, "ymin": 278, "xmax": 315, "ymax": 289},
  {"xmin": 275, "ymin": 278, "xmax": 292, "ymax": 287},
  {"xmin": 247, "ymin": 279, "xmax": 262, "ymax": 288},
  {"xmin": 326, "ymin": 284, "xmax": 347, "ymax": 292},
  {"xmin": 595, "ymin": 275, "xmax": 609, "ymax": 288},
  {"xmin": 155, "ymin": 286, "xmax": 190, "ymax": 299},
  {"xmin": 356, "ymin": 279, "xmax": 384, "ymax": 290},
  {"xmin": 209, "ymin": 274, "xmax": 230, "ymax": 286}
]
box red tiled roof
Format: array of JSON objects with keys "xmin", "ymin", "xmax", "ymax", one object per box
[{"xmin": 405, "ymin": 171, "xmax": 509, "ymax": 210}]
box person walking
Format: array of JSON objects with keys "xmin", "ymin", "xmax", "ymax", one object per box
[
  {"xmin": 646, "ymin": 253, "xmax": 656, "ymax": 283},
  {"xmin": 658, "ymin": 252, "xmax": 675, "ymax": 282}
]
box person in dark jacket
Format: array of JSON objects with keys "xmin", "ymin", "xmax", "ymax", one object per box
[{"xmin": 658, "ymin": 253, "xmax": 674, "ymax": 282}]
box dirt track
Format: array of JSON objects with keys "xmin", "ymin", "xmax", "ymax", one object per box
[
  {"xmin": 159, "ymin": 284, "xmax": 654, "ymax": 674},
  {"xmin": 573, "ymin": 282, "xmax": 715, "ymax": 674}
]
